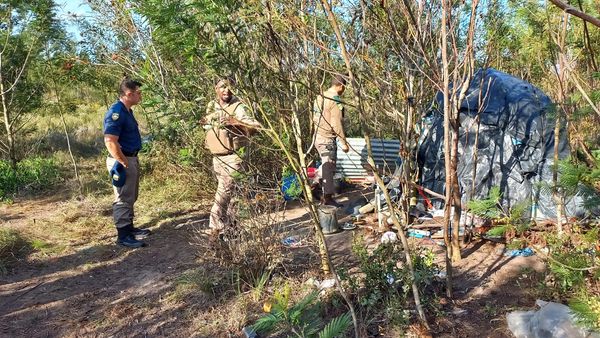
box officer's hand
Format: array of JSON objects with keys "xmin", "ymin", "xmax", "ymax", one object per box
[
  {"xmin": 121, "ymin": 159, "xmax": 129, "ymax": 169},
  {"xmin": 219, "ymin": 116, "xmax": 233, "ymax": 125},
  {"xmin": 341, "ymin": 143, "xmax": 350, "ymax": 153}
]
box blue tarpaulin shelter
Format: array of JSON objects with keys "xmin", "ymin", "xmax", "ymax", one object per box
[{"xmin": 417, "ymin": 68, "xmax": 589, "ymax": 219}]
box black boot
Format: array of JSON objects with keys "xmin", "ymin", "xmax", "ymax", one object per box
[
  {"xmin": 116, "ymin": 226, "xmax": 145, "ymax": 248},
  {"xmin": 129, "ymin": 224, "xmax": 151, "ymax": 240}
]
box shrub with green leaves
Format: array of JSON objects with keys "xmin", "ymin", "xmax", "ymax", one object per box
[
  {"xmin": 0, "ymin": 157, "xmax": 61, "ymax": 200},
  {"xmin": 346, "ymin": 237, "xmax": 440, "ymax": 330},
  {"xmin": 569, "ymin": 290, "xmax": 600, "ymax": 331},
  {"xmin": 544, "ymin": 228, "xmax": 599, "ymax": 290},
  {"xmin": 552, "ymin": 158, "xmax": 600, "ymax": 211},
  {"xmin": 252, "ymin": 285, "xmax": 352, "ymax": 338},
  {"xmin": 467, "ymin": 186, "xmax": 530, "ymax": 240}
]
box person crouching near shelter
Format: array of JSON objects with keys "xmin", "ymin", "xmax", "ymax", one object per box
[
  {"xmin": 313, "ymin": 74, "xmax": 350, "ymax": 207},
  {"xmin": 201, "ymin": 77, "xmax": 262, "ymax": 238},
  {"xmin": 103, "ymin": 78, "xmax": 151, "ymax": 248}
]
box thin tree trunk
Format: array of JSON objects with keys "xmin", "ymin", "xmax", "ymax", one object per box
[
  {"xmin": 318, "ymin": 0, "xmax": 429, "ymax": 329},
  {"xmin": 270, "ymin": 79, "xmax": 361, "ymax": 336},
  {"xmin": 550, "ymin": 14, "xmax": 571, "ymax": 236},
  {"xmin": 53, "ymin": 81, "xmax": 83, "ymax": 196},
  {"xmin": 553, "ymin": 110, "xmax": 564, "ymax": 235},
  {"xmin": 441, "ymin": 0, "xmax": 454, "ymax": 298},
  {"xmin": 577, "ymin": 0, "xmax": 598, "ymax": 72},
  {"xmin": 0, "ymin": 61, "xmax": 16, "ymax": 170}
]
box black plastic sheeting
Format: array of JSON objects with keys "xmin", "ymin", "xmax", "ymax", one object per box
[{"xmin": 417, "ymin": 68, "xmax": 587, "ymax": 220}]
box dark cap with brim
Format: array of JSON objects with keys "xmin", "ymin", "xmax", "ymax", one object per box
[{"xmin": 110, "ymin": 161, "xmax": 126, "ymax": 187}]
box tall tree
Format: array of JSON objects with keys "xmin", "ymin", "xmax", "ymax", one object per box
[{"xmin": 0, "ymin": 0, "xmax": 63, "ymax": 168}]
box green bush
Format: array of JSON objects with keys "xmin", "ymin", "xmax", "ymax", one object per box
[
  {"xmin": 0, "ymin": 157, "xmax": 61, "ymax": 200},
  {"xmin": 252, "ymin": 285, "xmax": 352, "ymax": 338},
  {"xmin": 0, "ymin": 228, "xmax": 30, "ymax": 273},
  {"xmin": 569, "ymin": 290, "xmax": 600, "ymax": 331},
  {"xmin": 345, "ymin": 237, "xmax": 440, "ymax": 330}
]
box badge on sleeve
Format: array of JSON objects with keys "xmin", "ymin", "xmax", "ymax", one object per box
[{"xmin": 111, "ymin": 113, "xmax": 120, "ymax": 121}]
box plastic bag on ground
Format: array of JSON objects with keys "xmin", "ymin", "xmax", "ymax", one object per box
[{"xmin": 506, "ymin": 299, "xmax": 600, "ymax": 338}]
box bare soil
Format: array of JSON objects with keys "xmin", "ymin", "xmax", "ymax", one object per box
[{"xmin": 1, "ymin": 194, "xmax": 547, "ymax": 337}]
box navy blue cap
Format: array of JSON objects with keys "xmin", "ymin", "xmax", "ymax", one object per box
[{"xmin": 110, "ymin": 161, "xmax": 126, "ymax": 187}]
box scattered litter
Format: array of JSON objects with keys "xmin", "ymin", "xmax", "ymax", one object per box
[
  {"xmin": 482, "ymin": 234, "xmax": 504, "ymax": 243},
  {"xmin": 452, "ymin": 307, "xmax": 467, "ymax": 316},
  {"xmin": 319, "ymin": 278, "xmax": 336, "ymax": 290},
  {"xmin": 504, "ymin": 247, "xmax": 534, "ymax": 257},
  {"xmin": 418, "ymin": 214, "xmax": 433, "ymax": 221},
  {"xmin": 407, "ymin": 229, "xmax": 431, "ymax": 238},
  {"xmin": 506, "ymin": 299, "xmax": 600, "ymax": 338},
  {"xmin": 381, "ymin": 231, "xmax": 398, "ymax": 244},
  {"xmin": 281, "ymin": 236, "xmax": 306, "ymax": 248},
  {"xmin": 386, "ymin": 273, "xmax": 395, "ymax": 285},
  {"xmin": 304, "ymin": 277, "xmax": 318, "ymax": 287},
  {"xmin": 431, "ymin": 227, "xmax": 465, "ymax": 239},
  {"xmin": 431, "ymin": 209, "xmax": 445, "ymax": 217},
  {"xmin": 341, "ymin": 222, "xmax": 357, "ymax": 231},
  {"xmin": 262, "ymin": 301, "xmax": 272, "ymax": 313},
  {"xmin": 434, "ymin": 271, "xmax": 447, "ymax": 279},
  {"xmin": 305, "ymin": 277, "xmax": 336, "ymax": 290},
  {"xmin": 242, "ymin": 326, "xmax": 259, "ymax": 338},
  {"xmin": 409, "ymin": 206, "xmax": 433, "ymax": 221}
]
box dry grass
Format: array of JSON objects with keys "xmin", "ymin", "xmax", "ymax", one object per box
[{"xmin": 0, "ymin": 228, "xmax": 31, "ymax": 273}]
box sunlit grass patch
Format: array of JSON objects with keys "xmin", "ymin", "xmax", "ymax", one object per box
[{"xmin": 20, "ymin": 196, "xmax": 114, "ymax": 258}]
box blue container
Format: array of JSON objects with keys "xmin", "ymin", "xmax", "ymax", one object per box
[{"xmin": 281, "ymin": 174, "xmax": 301, "ymax": 201}]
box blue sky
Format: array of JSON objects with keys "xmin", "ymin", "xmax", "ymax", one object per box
[{"xmin": 55, "ymin": 0, "xmax": 91, "ymax": 40}]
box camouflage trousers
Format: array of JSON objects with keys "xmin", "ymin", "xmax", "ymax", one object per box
[
  {"xmin": 315, "ymin": 136, "xmax": 337, "ymax": 195},
  {"xmin": 209, "ymin": 153, "xmax": 243, "ymax": 230}
]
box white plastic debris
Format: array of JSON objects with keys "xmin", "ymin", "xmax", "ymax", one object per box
[
  {"xmin": 506, "ymin": 299, "xmax": 600, "ymax": 338},
  {"xmin": 381, "ymin": 231, "xmax": 397, "ymax": 244},
  {"xmin": 386, "ymin": 273, "xmax": 395, "ymax": 285},
  {"xmin": 318, "ymin": 278, "xmax": 336, "ymax": 290},
  {"xmin": 452, "ymin": 307, "xmax": 467, "ymax": 316}
]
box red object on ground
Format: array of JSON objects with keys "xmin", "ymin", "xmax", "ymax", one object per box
[
  {"xmin": 418, "ymin": 186, "xmax": 433, "ymax": 210},
  {"xmin": 307, "ymin": 167, "xmax": 316, "ymax": 179}
]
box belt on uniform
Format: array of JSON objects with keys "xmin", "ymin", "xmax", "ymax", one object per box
[{"xmin": 122, "ymin": 151, "xmax": 138, "ymax": 157}]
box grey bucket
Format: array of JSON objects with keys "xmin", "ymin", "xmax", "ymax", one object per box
[{"xmin": 318, "ymin": 205, "xmax": 339, "ymax": 234}]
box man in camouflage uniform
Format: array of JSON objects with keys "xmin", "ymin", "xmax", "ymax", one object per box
[
  {"xmin": 313, "ymin": 74, "xmax": 350, "ymax": 207},
  {"xmin": 202, "ymin": 77, "xmax": 261, "ymax": 236}
]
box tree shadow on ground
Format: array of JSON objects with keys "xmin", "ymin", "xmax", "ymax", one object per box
[
  {"xmin": 431, "ymin": 240, "xmax": 547, "ymax": 337},
  {"xmin": 0, "ymin": 209, "xmax": 243, "ymax": 337},
  {"xmin": 0, "ymin": 208, "xmax": 206, "ymax": 285}
]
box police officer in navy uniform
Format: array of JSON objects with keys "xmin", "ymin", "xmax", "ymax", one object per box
[{"xmin": 103, "ymin": 78, "xmax": 151, "ymax": 248}]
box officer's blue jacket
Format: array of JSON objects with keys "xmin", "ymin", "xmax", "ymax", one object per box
[{"xmin": 103, "ymin": 100, "xmax": 142, "ymax": 153}]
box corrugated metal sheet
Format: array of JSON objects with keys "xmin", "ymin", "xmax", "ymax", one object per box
[{"xmin": 336, "ymin": 138, "xmax": 401, "ymax": 180}]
